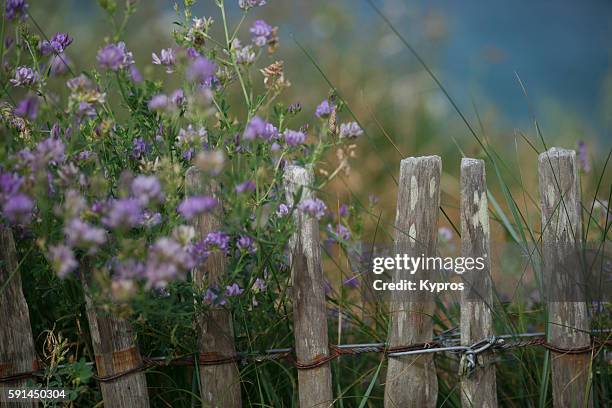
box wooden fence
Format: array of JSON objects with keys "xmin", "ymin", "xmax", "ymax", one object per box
[{"xmin": 0, "ymin": 147, "xmax": 597, "ymax": 407}]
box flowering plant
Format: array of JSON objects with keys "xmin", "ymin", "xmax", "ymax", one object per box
[{"xmin": 1, "ymin": 0, "xmax": 364, "ymax": 317}]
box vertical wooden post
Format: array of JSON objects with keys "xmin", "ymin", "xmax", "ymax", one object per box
[
  {"xmin": 384, "ymin": 156, "xmax": 441, "ymax": 408},
  {"xmin": 185, "ymin": 167, "xmax": 242, "ymax": 408},
  {"xmin": 284, "ymin": 165, "xmax": 333, "ymax": 408},
  {"xmin": 459, "ymin": 158, "xmax": 498, "ymax": 407},
  {"xmin": 538, "ymin": 147, "xmax": 592, "ymax": 407},
  {"xmin": 0, "ymin": 226, "xmax": 38, "ymax": 407},
  {"xmin": 81, "ymin": 273, "xmax": 150, "ymax": 407}
]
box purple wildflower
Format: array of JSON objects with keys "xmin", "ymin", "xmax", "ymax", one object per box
[
  {"xmin": 129, "ymin": 65, "xmax": 143, "ymax": 83},
  {"xmin": 577, "ymin": 141, "xmax": 590, "ymax": 173},
  {"xmin": 35, "ymin": 136, "xmax": 65, "ymax": 166},
  {"xmin": 145, "ymin": 237, "xmax": 194, "ymax": 288},
  {"xmin": 283, "ymin": 129, "xmax": 307, "ymax": 146},
  {"xmin": 315, "ymin": 99, "xmax": 334, "ymax": 118},
  {"xmin": 235, "ymin": 180, "xmax": 256, "ymax": 194},
  {"xmin": 339, "ymin": 122, "xmax": 363, "ymax": 139},
  {"xmin": 170, "ymin": 89, "xmax": 186, "ymax": 108},
  {"xmin": 152, "ymin": 48, "xmax": 176, "ymax": 73},
  {"xmin": 239, "ymin": 0, "xmax": 266, "ymax": 10},
  {"xmin": 252, "ymin": 278, "xmax": 266, "ymax": 292},
  {"xmin": 226, "ymin": 283, "xmax": 244, "ymax": 297},
  {"xmin": 277, "ymin": 203, "xmax": 289, "ymax": 217},
  {"xmin": 0, "ymin": 172, "xmax": 23, "ymax": 199},
  {"xmin": 204, "ymin": 231, "xmax": 230, "ymax": 253},
  {"xmin": 243, "ymin": 116, "xmax": 278, "ymax": 141},
  {"xmin": 49, "ymin": 53, "xmax": 71, "ymax": 76},
  {"xmin": 131, "ymin": 175, "xmax": 165, "ymax": 206},
  {"xmin": 102, "ymin": 198, "xmax": 143, "ymax": 229},
  {"xmin": 112, "ymin": 258, "xmax": 146, "ymax": 280},
  {"xmin": 203, "ymin": 288, "xmax": 218, "ymax": 304},
  {"xmin": 250, "ymin": 20, "xmax": 274, "ymax": 47},
  {"xmin": 40, "ymin": 32, "xmax": 73, "ymax": 55},
  {"xmin": 232, "ymin": 39, "xmax": 256, "ymax": 65},
  {"xmin": 142, "ymin": 211, "xmax": 162, "ymax": 227},
  {"xmin": 263, "ymin": 123, "xmax": 279, "ymax": 140},
  {"xmin": 14, "ymin": 94, "xmax": 39, "ymax": 120},
  {"xmin": 237, "ymin": 235, "xmax": 257, "ymax": 254},
  {"xmin": 6, "ymin": 0, "xmax": 28, "ymax": 21},
  {"xmin": 10, "ymin": 66, "xmax": 38, "ymax": 87},
  {"xmin": 339, "ymin": 204, "xmax": 349, "ymax": 217},
  {"xmin": 177, "ymin": 125, "xmax": 207, "ymax": 160},
  {"xmin": 90, "ymin": 201, "xmax": 107, "ymax": 214},
  {"xmin": 97, "ymin": 44, "xmax": 125, "ymax": 71},
  {"xmin": 132, "ymin": 138, "xmax": 151, "ymax": 159},
  {"xmin": 76, "ymin": 101, "xmax": 96, "ymax": 119},
  {"xmin": 64, "ymin": 218, "xmax": 107, "ymax": 250},
  {"xmin": 148, "ymin": 94, "xmax": 170, "ymax": 112},
  {"xmin": 187, "ymin": 239, "xmax": 210, "ymax": 265},
  {"xmin": 2, "ymin": 194, "xmax": 33, "ymax": 224},
  {"xmin": 244, "ymin": 116, "xmax": 265, "ymax": 141},
  {"xmin": 48, "ymin": 245, "xmax": 77, "ymax": 279},
  {"xmin": 186, "ymin": 47, "xmax": 200, "ymax": 59},
  {"xmin": 187, "ymin": 56, "xmax": 217, "ymax": 85},
  {"xmin": 177, "ymin": 196, "xmax": 218, "ymax": 220},
  {"xmin": 299, "ymin": 198, "xmax": 327, "ymax": 220},
  {"xmin": 328, "ymin": 223, "xmax": 351, "ymax": 241},
  {"xmin": 75, "ymin": 150, "xmax": 92, "ymax": 162},
  {"xmin": 66, "ymin": 74, "xmax": 92, "ymax": 91},
  {"xmin": 96, "ymin": 42, "xmax": 133, "ymax": 71}
]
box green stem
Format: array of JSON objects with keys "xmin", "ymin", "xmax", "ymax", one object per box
[{"xmin": 219, "ymin": 0, "xmax": 251, "ymax": 112}]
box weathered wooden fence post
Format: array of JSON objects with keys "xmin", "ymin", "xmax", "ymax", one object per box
[
  {"xmin": 384, "ymin": 156, "xmax": 441, "ymax": 408},
  {"xmin": 185, "ymin": 167, "xmax": 242, "ymax": 408},
  {"xmin": 459, "ymin": 158, "xmax": 497, "ymax": 407},
  {"xmin": 0, "ymin": 226, "xmax": 38, "ymax": 407},
  {"xmin": 284, "ymin": 165, "xmax": 333, "ymax": 408},
  {"xmin": 538, "ymin": 147, "xmax": 592, "ymax": 407},
  {"xmin": 80, "ymin": 269, "xmax": 149, "ymax": 407}
]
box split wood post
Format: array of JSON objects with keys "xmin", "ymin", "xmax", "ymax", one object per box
[
  {"xmin": 538, "ymin": 147, "xmax": 592, "ymax": 407},
  {"xmin": 283, "ymin": 165, "xmax": 333, "ymax": 408},
  {"xmin": 384, "ymin": 156, "xmax": 441, "ymax": 408},
  {"xmin": 80, "ymin": 268, "xmax": 149, "ymax": 407},
  {"xmin": 459, "ymin": 158, "xmax": 498, "ymax": 407},
  {"xmin": 0, "ymin": 226, "xmax": 38, "ymax": 407},
  {"xmin": 185, "ymin": 166, "xmax": 242, "ymax": 408}
]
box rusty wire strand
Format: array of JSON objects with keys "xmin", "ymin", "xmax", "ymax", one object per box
[{"xmin": 1, "ymin": 330, "xmax": 610, "ymax": 383}]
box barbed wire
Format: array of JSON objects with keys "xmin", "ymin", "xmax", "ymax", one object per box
[{"xmin": 1, "ymin": 329, "xmax": 610, "ymax": 383}]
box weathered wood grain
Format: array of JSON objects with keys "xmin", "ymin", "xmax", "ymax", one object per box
[
  {"xmin": 459, "ymin": 158, "xmax": 498, "ymax": 407},
  {"xmin": 284, "ymin": 165, "xmax": 333, "ymax": 408},
  {"xmin": 80, "ymin": 267, "xmax": 149, "ymax": 407},
  {"xmin": 538, "ymin": 147, "xmax": 592, "ymax": 408},
  {"xmin": 0, "ymin": 226, "xmax": 38, "ymax": 407},
  {"xmin": 384, "ymin": 156, "xmax": 441, "ymax": 408},
  {"xmin": 185, "ymin": 166, "xmax": 242, "ymax": 408}
]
